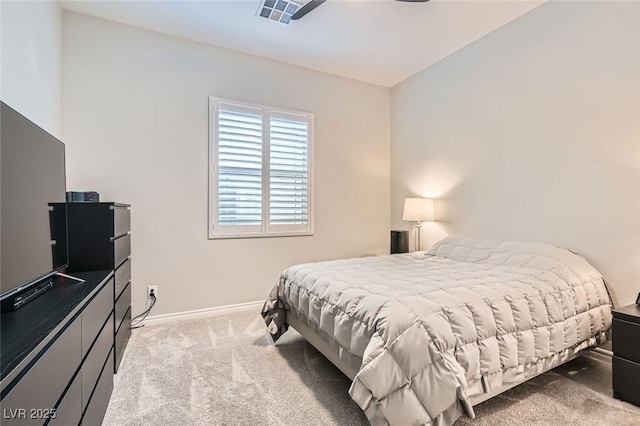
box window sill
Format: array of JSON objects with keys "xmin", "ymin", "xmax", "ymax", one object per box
[{"xmin": 208, "ymin": 231, "xmax": 314, "ymax": 240}]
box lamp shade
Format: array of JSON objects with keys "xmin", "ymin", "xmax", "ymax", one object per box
[{"xmin": 402, "ymin": 198, "xmax": 435, "ymax": 222}]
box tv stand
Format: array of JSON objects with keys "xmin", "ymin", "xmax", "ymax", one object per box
[
  {"xmin": 0, "ymin": 202, "xmax": 131, "ymax": 425},
  {"xmin": 0, "ymin": 272, "xmax": 115, "ymax": 425}
]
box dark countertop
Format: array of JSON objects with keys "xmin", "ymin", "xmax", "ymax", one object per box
[
  {"xmin": 68, "ymin": 202, "xmax": 129, "ymax": 207},
  {"xmin": 613, "ymin": 303, "xmax": 640, "ymax": 324},
  {"xmin": 1, "ymin": 270, "xmax": 112, "ymax": 383}
]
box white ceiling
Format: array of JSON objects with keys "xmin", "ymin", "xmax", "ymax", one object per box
[{"xmin": 60, "ymin": 0, "xmax": 545, "ymax": 87}]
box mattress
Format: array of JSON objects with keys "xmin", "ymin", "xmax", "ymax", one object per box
[{"xmin": 262, "ymin": 236, "xmax": 612, "ymax": 425}]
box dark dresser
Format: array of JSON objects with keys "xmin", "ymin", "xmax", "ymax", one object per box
[
  {"xmin": 612, "ymin": 303, "xmax": 640, "ymax": 407},
  {"xmin": 68, "ymin": 203, "xmax": 132, "ymax": 373},
  {"xmin": 0, "ymin": 271, "xmax": 114, "ymax": 426}
]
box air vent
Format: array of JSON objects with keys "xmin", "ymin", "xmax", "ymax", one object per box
[{"xmin": 257, "ymin": 0, "xmax": 302, "ymax": 24}]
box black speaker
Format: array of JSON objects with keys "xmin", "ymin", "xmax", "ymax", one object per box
[
  {"xmin": 66, "ymin": 191, "xmax": 100, "ymax": 202},
  {"xmin": 391, "ymin": 230, "xmax": 409, "ymax": 254}
]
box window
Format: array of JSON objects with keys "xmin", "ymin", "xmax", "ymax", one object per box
[{"xmin": 208, "ymin": 98, "xmax": 313, "ymax": 238}]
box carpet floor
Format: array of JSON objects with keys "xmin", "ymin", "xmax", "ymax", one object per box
[{"xmin": 103, "ymin": 309, "xmax": 640, "ymax": 426}]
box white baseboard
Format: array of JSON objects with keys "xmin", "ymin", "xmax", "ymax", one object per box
[{"xmin": 140, "ymin": 300, "xmax": 264, "ymax": 327}]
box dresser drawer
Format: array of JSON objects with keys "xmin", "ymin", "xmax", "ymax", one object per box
[
  {"xmin": 68, "ymin": 203, "xmax": 129, "ymax": 239},
  {"xmin": 81, "ymin": 349, "xmax": 114, "ymax": 425},
  {"xmin": 67, "ymin": 203, "xmax": 131, "ymax": 271},
  {"xmin": 112, "ymin": 206, "xmax": 130, "ymax": 239},
  {"xmin": 612, "ymin": 318, "xmax": 640, "ymax": 364},
  {"xmin": 613, "ymin": 356, "xmax": 640, "ymax": 407},
  {"xmin": 81, "ymin": 278, "xmax": 114, "ymax": 358},
  {"xmin": 115, "ymin": 283, "xmax": 131, "ymax": 333},
  {"xmin": 49, "ymin": 371, "xmax": 81, "ymax": 426},
  {"xmin": 113, "ymin": 234, "xmax": 130, "ymax": 269},
  {"xmin": 115, "ymin": 307, "xmax": 131, "ymax": 373},
  {"xmin": 81, "ymin": 313, "xmax": 114, "ymax": 412},
  {"xmin": 0, "ymin": 318, "xmax": 81, "ymax": 426},
  {"xmin": 114, "ymin": 259, "xmax": 131, "ymax": 300}
]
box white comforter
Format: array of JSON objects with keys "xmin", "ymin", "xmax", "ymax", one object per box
[{"xmin": 262, "ymin": 236, "xmax": 612, "ymax": 425}]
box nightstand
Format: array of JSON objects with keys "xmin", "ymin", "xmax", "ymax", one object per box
[{"xmin": 612, "ymin": 303, "xmax": 640, "ymax": 407}]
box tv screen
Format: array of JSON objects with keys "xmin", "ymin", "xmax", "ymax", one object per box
[{"xmin": 1, "ymin": 102, "xmax": 68, "ymax": 300}]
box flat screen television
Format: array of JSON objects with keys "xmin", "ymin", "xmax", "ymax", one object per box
[{"xmin": 0, "ymin": 102, "xmax": 68, "ymax": 308}]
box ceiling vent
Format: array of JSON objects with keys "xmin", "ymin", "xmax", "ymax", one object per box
[{"xmin": 257, "ymin": 0, "xmax": 302, "ymax": 24}]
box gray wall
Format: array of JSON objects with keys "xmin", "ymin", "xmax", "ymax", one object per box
[
  {"xmin": 391, "ymin": 1, "xmax": 640, "ymax": 306},
  {"xmin": 62, "ymin": 12, "xmax": 391, "ymax": 317}
]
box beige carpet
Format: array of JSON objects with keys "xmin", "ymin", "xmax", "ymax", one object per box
[{"xmin": 103, "ymin": 309, "xmax": 640, "ymax": 426}]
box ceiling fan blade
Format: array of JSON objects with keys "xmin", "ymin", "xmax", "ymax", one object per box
[{"xmin": 291, "ymin": 0, "xmax": 327, "ymax": 20}]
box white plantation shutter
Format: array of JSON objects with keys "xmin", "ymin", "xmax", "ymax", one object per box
[
  {"xmin": 209, "ymin": 98, "xmax": 313, "ymax": 238},
  {"xmin": 216, "ymin": 104, "xmax": 263, "ymax": 229},
  {"xmin": 270, "ymin": 113, "xmax": 309, "ymax": 230}
]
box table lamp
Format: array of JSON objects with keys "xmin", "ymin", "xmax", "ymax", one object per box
[{"xmin": 402, "ymin": 197, "xmax": 435, "ymax": 251}]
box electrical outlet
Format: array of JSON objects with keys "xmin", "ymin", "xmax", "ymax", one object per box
[{"xmin": 147, "ymin": 285, "xmax": 158, "ymax": 299}]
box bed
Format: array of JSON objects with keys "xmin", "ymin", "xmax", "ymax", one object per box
[{"xmin": 261, "ymin": 236, "xmax": 612, "ymax": 425}]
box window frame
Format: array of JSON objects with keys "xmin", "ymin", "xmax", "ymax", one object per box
[{"xmin": 208, "ymin": 97, "xmax": 314, "ymax": 240}]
